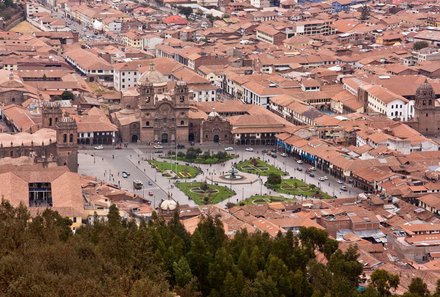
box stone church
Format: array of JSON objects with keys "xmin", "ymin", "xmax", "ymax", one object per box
[
  {"xmin": 113, "ymin": 64, "xmax": 232, "ymax": 144},
  {"xmin": 407, "ymin": 80, "xmax": 440, "ymax": 136},
  {"xmin": 0, "ymin": 102, "xmax": 78, "ymax": 172}
]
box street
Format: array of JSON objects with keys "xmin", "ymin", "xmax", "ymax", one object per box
[{"xmin": 79, "ymin": 143, "xmax": 362, "ymax": 209}]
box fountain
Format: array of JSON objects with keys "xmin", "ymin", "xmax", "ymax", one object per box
[
  {"xmin": 207, "ymin": 165, "xmax": 258, "ymax": 185},
  {"xmin": 222, "ymin": 166, "xmax": 244, "ymax": 180}
]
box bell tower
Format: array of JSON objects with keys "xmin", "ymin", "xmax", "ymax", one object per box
[
  {"xmin": 174, "ymin": 81, "xmax": 189, "ymax": 143},
  {"xmin": 138, "ymin": 82, "xmax": 155, "ymax": 108},
  {"xmin": 175, "ymin": 81, "xmax": 189, "ymax": 108},
  {"xmin": 42, "ymin": 102, "xmax": 62, "ymax": 129},
  {"xmin": 56, "ymin": 116, "xmax": 78, "ymax": 172},
  {"xmin": 415, "ymin": 79, "xmax": 435, "ymax": 110}
]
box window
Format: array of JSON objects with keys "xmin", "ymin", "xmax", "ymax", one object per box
[
  {"xmin": 146, "ymin": 121, "xmax": 149, "ymax": 126},
  {"xmin": 49, "ymin": 118, "xmax": 52, "ymax": 126},
  {"xmin": 63, "ymin": 134, "xmax": 67, "ymax": 143},
  {"xmin": 426, "ymin": 113, "xmax": 429, "ymax": 117},
  {"xmin": 29, "ymin": 182, "xmax": 52, "ymax": 207},
  {"xmin": 180, "ymin": 120, "xmax": 184, "ymax": 125}
]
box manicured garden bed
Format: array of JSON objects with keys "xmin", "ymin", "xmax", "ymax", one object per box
[
  {"xmin": 266, "ymin": 178, "xmax": 332, "ymax": 199},
  {"xmin": 149, "ymin": 160, "xmax": 200, "ymax": 179},
  {"xmin": 236, "ymin": 158, "xmax": 286, "ymax": 176},
  {"xmin": 176, "ymin": 182, "xmax": 236, "ymax": 205},
  {"xmin": 241, "ymin": 195, "xmax": 293, "ymax": 205},
  {"xmin": 169, "ymin": 148, "xmax": 236, "ymax": 164}
]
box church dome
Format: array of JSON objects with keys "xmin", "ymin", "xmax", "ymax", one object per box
[
  {"xmin": 160, "ymin": 199, "xmax": 177, "ymax": 211},
  {"xmin": 416, "ymin": 80, "xmax": 435, "ymax": 100},
  {"xmin": 208, "ymin": 108, "xmax": 220, "ymax": 119},
  {"xmin": 137, "ymin": 62, "xmax": 167, "ymax": 87}
]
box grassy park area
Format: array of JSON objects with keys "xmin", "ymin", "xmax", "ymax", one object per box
[
  {"xmin": 236, "ymin": 158, "xmax": 286, "ymax": 176},
  {"xmin": 171, "ymin": 148, "xmax": 236, "ymax": 164},
  {"xmin": 149, "ymin": 160, "xmax": 200, "ymax": 179},
  {"xmin": 267, "ymin": 178, "xmax": 332, "ymax": 199},
  {"xmin": 176, "ymin": 182, "xmax": 235, "ymax": 205},
  {"xmin": 241, "ymin": 195, "xmax": 293, "ymax": 205}
]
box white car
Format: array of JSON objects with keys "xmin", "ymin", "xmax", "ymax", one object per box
[
  {"xmin": 319, "ymin": 177, "xmax": 326, "ymax": 181},
  {"xmin": 225, "ymin": 147, "xmax": 234, "ymax": 151},
  {"xmin": 296, "ymin": 160, "xmax": 303, "ymax": 164},
  {"xmin": 281, "ymin": 153, "xmax": 287, "ymax": 157},
  {"xmin": 94, "ymin": 145, "xmax": 103, "ymax": 150},
  {"xmin": 153, "ymin": 145, "xmax": 163, "ymax": 149},
  {"xmin": 245, "ymin": 147, "xmax": 254, "ymax": 152},
  {"xmin": 337, "ymin": 180, "xmax": 344, "ymax": 184}
]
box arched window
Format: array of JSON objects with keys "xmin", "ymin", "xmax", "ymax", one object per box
[
  {"xmin": 146, "ymin": 121, "xmax": 149, "ymax": 126},
  {"xmin": 49, "ymin": 118, "xmax": 52, "ymax": 126},
  {"xmin": 69, "ymin": 134, "xmax": 73, "ymax": 143},
  {"xmin": 180, "ymin": 120, "xmax": 184, "ymax": 125},
  {"xmin": 63, "ymin": 134, "xmax": 67, "ymax": 143}
]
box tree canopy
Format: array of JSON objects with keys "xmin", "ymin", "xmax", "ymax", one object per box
[{"xmin": 0, "ymin": 200, "xmax": 437, "ymax": 297}]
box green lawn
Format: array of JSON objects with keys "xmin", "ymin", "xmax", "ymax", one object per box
[
  {"xmin": 267, "ymin": 178, "xmax": 332, "ymax": 199},
  {"xmin": 236, "ymin": 158, "xmax": 286, "ymax": 176},
  {"xmin": 176, "ymin": 182, "xmax": 236, "ymax": 205},
  {"xmin": 170, "ymin": 154, "xmax": 237, "ymax": 164},
  {"xmin": 149, "ymin": 160, "xmax": 200, "ymax": 179},
  {"xmin": 241, "ymin": 195, "xmax": 293, "ymax": 205}
]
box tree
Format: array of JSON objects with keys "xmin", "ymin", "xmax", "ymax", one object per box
[
  {"xmin": 173, "ymin": 257, "xmax": 193, "ymax": 287},
  {"xmin": 266, "ymin": 173, "xmax": 281, "ymax": 185},
  {"xmin": 360, "ymin": 4, "xmax": 369, "ymax": 20},
  {"xmin": 61, "ymin": 90, "xmax": 75, "ymax": 100},
  {"xmin": 179, "ymin": 6, "xmax": 193, "ymax": 18},
  {"xmin": 403, "ymin": 277, "xmax": 429, "ymax": 297},
  {"xmin": 413, "ymin": 41, "xmax": 429, "ymax": 51},
  {"xmin": 369, "ymin": 269, "xmax": 400, "ymax": 297}
]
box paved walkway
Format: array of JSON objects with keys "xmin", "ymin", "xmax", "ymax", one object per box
[{"xmin": 79, "ymin": 145, "xmax": 361, "ymax": 209}]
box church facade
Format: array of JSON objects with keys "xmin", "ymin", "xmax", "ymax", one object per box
[{"xmin": 113, "ymin": 64, "xmax": 232, "ymax": 145}]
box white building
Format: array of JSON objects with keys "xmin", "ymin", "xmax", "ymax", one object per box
[
  {"xmin": 242, "ymin": 81, "xmax": 283, "ymax": 108},
  {"xmin": 364, "ymin": 85, "xmax": 413, "ymax": 121}
]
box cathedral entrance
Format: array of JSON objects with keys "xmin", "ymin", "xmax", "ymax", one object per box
[
  {"xmin": 188, "ymin": 133, "xmax": 195, "ymax": 142},
  {"xmin": 131, "ymin": 135, "xmax": 138, "ymax": 143},
  {"xmin": 161, "ymin": 133, "xmax": 169, "ymax": 143},
  {"xmin": 213, "ymin": 135, "xmax": 220, "ymax": 143}
]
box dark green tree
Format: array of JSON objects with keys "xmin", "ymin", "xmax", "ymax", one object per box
[
  {"xmin": 413, "ymin": 41, "xmax": 429, "ymax": 51},
  {"xmin": 369, "ymin": 269, "xmax": 400, "ymax": 297},
  {"xmin": 61, "ymin": 90, "xmax": 75, "ymax": 100},
  {"xmin": 266, "ymin": 173, "xmax": 282, "ymax": 185}
]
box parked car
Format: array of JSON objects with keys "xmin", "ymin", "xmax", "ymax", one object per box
[
  {"xmin": 337, "ymin": 180, "xmax": 344, "ymax": 184},
  {"xmin": 122, "ymin": 172, "xmax": 129, "ymax": 178},
  {"xmin": 340, "ymin": 186, "xmax": 348, "ymax": 191},
  {"xmin": 148, "ymin": 191, "xmax": 154, "ymax": 196},
  {"xmin": 225, "ymin": 147, "xmax": 234, "ymax": 151},
  {"xmin": 122, "ymin": 171, "xmax": 130, "ymax": 176},
  {"xmin": 296, "ymin": 160, "xmax": 303, "ymax": 164},
  {"xmin": 245, "ymin": 147, "xmax": 254, "ymax": 152},
  {"xmin": 281, "ymin": 153, "xmax": 287, "ymax": 157},
  {"xmin": 296, "ymin": 167, "xmax": 303, "ymax": 171},
  {"xmin": 148, "ymin": 181, "xmax": 153, "ymax": 186},
  {"xmin": 94, "ymin": 145, "xmax": 103, "ymax": 150},
  {"xmin": 319, "ymin": 176, "xmax": 329, "ymax": 181},
  {"xmin": 308, "ymin": 172, "xmax": 315, "ymax": 177},
  {"xmin": 153, "ymin": 145, "xmax": 163, "ymax": 149}
]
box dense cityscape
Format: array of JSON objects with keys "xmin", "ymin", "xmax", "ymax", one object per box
[{"xmin": 0, "ymin": 0, "xmax": 440, "ymax": 295}]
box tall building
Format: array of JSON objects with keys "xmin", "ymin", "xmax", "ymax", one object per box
[
  {"xmin": 407, "ymin": 81, "xmax": 440, "ymax": 136},
  {"xmin": 55, "ymin": 116, "xmax": 78, "ymax": 172}
]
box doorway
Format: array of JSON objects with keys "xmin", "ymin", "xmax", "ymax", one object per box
[{"xmin": 161, "ymin": 133, "xmax": 169, "ymax": 143}]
